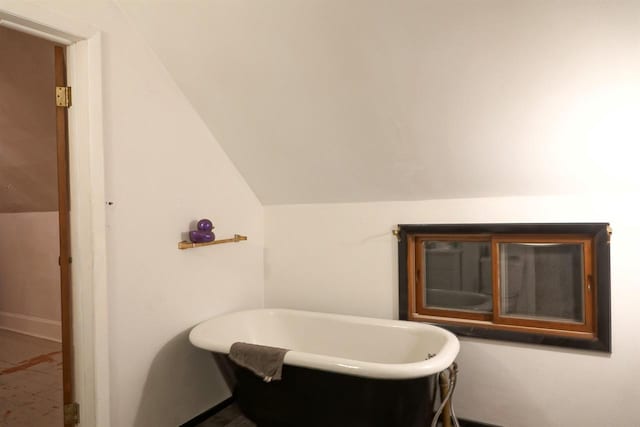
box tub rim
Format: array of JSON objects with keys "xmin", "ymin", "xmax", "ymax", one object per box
[{"xmin": 189, "ymin": 308, "xmax": 459, "ymax": 379}]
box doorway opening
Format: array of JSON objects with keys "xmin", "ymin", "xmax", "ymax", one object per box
[{"xmin": 0, "ymin": 25, "xmax": 72, "ymax": 426}]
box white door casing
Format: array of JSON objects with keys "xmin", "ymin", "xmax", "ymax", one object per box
[{"xmin": 0, "ymin": 2, "xmax": 109, "ymax": 426}]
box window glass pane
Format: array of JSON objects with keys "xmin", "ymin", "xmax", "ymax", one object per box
[
  {"xmin": 423, "ymin": 241, "xmax": 492, "ymax": 313},
  {"xmin": 499, "ymin": 243, "xmax": 584, "ymax": 323}
]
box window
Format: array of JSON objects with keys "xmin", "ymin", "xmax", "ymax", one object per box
[{"xmin": 397, "ymin": 223, "xmax": 611, "ymax": 352}]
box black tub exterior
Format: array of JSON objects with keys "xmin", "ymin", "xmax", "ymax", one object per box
[{"xmin": 213, "ymin": 353, "xmax": 437, "ymax": 427}]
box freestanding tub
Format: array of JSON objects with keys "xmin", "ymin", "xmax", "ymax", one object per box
[{"xmin": 189, "ymin": 309, "xmax": 459, "ymax": 427}]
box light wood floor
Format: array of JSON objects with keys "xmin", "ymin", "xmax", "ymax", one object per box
[{"xmin": 0, "ymin": 329, "xmax": 63, "ymax": 426}]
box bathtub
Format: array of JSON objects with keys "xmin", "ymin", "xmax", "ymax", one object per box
[{"xmin": 189, "ymin": 309, "xmax": 459, "ymax": 427}]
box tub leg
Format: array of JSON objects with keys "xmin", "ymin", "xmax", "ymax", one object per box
[{"xmin": 431, "ymin": 363, "xmax": 459, "ymax": 427}]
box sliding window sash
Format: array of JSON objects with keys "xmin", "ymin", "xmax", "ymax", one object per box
[{"xmin": 490, "ymin": 235, "xmax": 595, "ymax": 335}]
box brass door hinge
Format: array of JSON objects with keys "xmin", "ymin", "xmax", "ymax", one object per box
[
  {"xmin": 64, "ymin": 402, "xmax": 79, "ymax": 425},
  {"xmin": 56, "ymin": 86, "xmax": 72, "ymax": 108},
  {"xmin": 58, "ymin": 256, "xmax": 72, "ymax": 266}
]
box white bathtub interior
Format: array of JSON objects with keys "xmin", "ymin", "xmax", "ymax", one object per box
[{"xmin": 190, "ymin": 309, "xmax": 459, "ymax": 379}]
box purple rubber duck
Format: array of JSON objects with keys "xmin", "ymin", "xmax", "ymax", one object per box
[{"xmin": 189, "ymin": 218, "xmax": 216, "ymax": 243}]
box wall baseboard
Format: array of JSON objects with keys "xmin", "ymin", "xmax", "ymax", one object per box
[
  {"xmin": 459, "ymin": 418, "xmax": 503, "ymax": 427},
  {"xmin": 179, "ymin": 397, "xmax": 502, "ymax": 427},
  {"xmin": 179, "ymin": 397, "xmax": 234, "ymax": 427},
  {"xmin": 0, "ymin": 311, "xmax": 61, "ymax": 342}
]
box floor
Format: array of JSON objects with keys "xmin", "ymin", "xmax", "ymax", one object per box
[
  {"xmin": 195, "ymin": 404, "xmax": 255, "ymax": 427},
  {"xmin": 0, "ymin": 329, "xmax": 63, "ymax": 427},
  {"xmin": 193, "ymin": 402, "xmax": 482, "ymax": 427}
]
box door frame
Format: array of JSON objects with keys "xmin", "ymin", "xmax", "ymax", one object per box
[
  {"xmin": 55, "ymin": 44, "xmax": 75, "ymax": 426},
  {"xmin": 0, "ymin": 4, "xmax": 109, "ymax": 426}
]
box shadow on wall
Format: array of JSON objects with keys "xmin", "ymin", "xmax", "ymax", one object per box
[{"xmin": 134, "ymin": 329, "xmax": 229, "ymax": 427}]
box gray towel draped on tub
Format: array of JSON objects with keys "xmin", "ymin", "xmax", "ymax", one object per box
[{"xmin": 229, "ymin": 342, "xmax": 290, "ymax": 383}]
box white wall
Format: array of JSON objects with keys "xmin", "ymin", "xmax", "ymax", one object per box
[
  {"xmin": 265, "ymin": 194, "xmax": 640, "ymax": 427},
  {"xmin": 115, "ymin": 0, "xmax": 640, "ymax": 205},
  {"xmin": 17, "ymin": 1, "xmax": 265, "ymax": 426},
  {"xmin": 0, "ymin": 212, "xmax": 61, "ymax": 341}
]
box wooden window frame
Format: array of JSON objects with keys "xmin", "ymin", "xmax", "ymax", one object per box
[
  {"xmin": 413, "ymin": 235, "xmax": 492, "ymax": 322},
  {"xmin": 492, "ymin": 235, "xmax": 594, "ymax": 334},
  {"xmin": 398, "ymin": 223, "xmax": 611, "ymax": 352}
]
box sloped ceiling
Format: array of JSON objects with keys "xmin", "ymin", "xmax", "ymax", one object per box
[
  {"xmin": 0, "ymin": 27, "xmax": 58, "ymax": 213},
  {"xmin": 117, "ymin": 0, "xmax": 640, "ymax": 204}
]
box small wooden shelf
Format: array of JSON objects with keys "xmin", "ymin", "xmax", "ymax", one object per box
[{"xmin": 178, "ymin": 234, "xmax": 247, "ymax": 250}]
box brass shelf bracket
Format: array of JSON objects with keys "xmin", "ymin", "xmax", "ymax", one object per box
[
  {"xmin": 392, "ymin": 227, "xmax": 401, "ymax": 242},
  {"xmin": 178, "ymin": 234, "xmax": 247, "ymax": 250}
]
